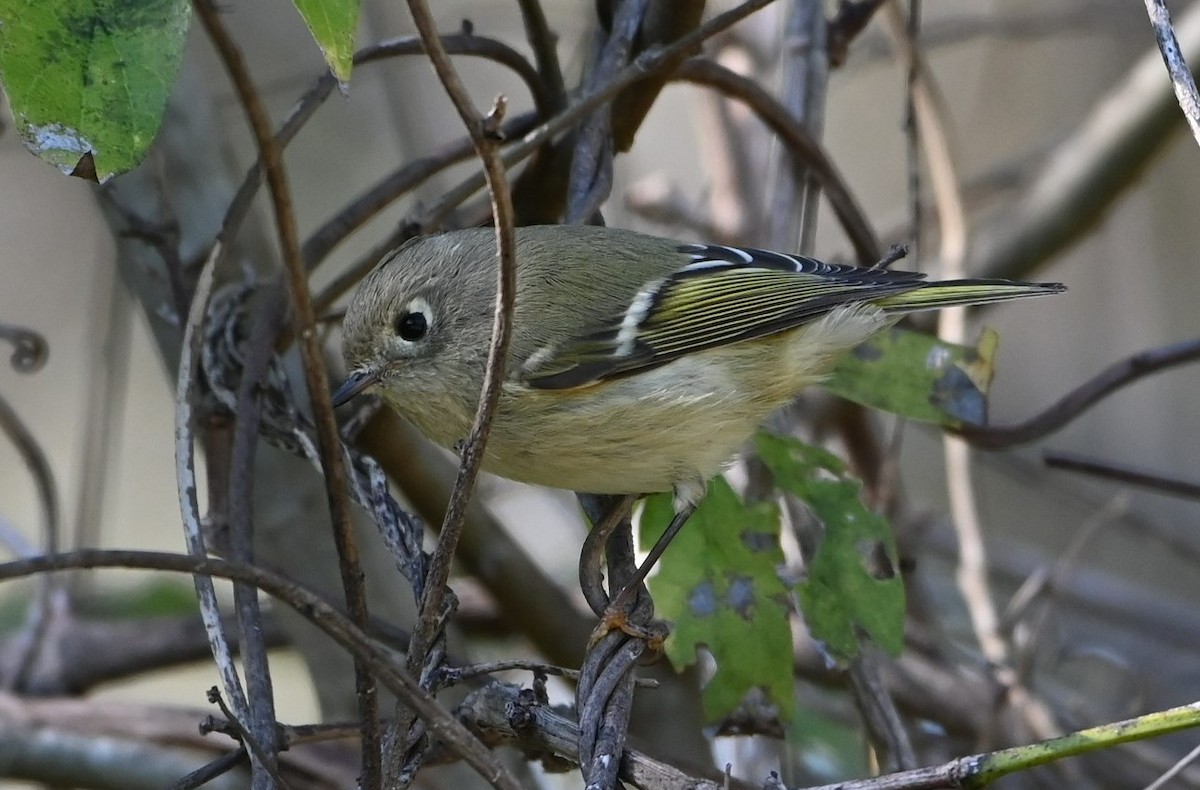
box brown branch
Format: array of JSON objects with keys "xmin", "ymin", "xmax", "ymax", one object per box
[
  {"xmin": 1044, "ymin": 451, "xmax": 1200, "ymax": 501},
  {"xmin": 0, "ymin": 611, "xmax": 288, "ymax": 695},
  {"xmin": 957, "ymin": 336, "xmax": 1200, "ymax": 449},
  {"xmin": 672, "ymin": 57, "xmax": 882, "ymax": 264},
  {"xmin": 516, "ymin": 0, "xmax": 568, "ymax": 111},
  {"xmin": 399, "ymin": 2, "xmax": 518, "ymax": 679},
  {"xmin": 219, "ymin": 33, "xmax": 547, "ymax": 265},
  {"xmin": 0, "ymin": 548, "xmax": 521, "ymax": 790},
  {"xmin": 305, "ymin": 110, "xmax": 539, "ymax": 308},
  {"xmin": 408, "ymin": 0, "xmax": 784, "ymax": 233},
  {"xmin": 192, "ymin": 2, "xmax": 373, "ymax": 784}
]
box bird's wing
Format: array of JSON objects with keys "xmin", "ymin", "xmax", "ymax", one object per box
[{"xmin": 521, "ymin": 244, "xmax": 927, "ymax": 390}]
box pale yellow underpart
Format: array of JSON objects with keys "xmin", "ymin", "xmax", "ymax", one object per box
[{"xmin": 383, "ymin": 303, "xmax": 891, "ymax": 504}]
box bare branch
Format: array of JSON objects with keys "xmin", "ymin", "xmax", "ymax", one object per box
[
  {"xmin": 172, "ymin": 244, "xmax": 254, "ymax": 762},
  {"xmin": 516, "ymin": 0, "xmax": 567, "ymax": 110},
  {"xmin": 672, "ymin": 58, "xmax": 882, "ymax": 263},
  {"xmin": 1143, "ymin": 0, "xmax": 1200, "ymax": 149},
  {"xmin": 221, "ymin": 33, "xmax": 548, "ymax": 265},
  {"xmin": 958, "ymin": 336, "xmax": 1200, "ymax": 449},
  {"xmin": 399, "ymin": 0, "xmax": 518, "ymax": 684},
  {"xmin": 0, "ymin": 548, "xmax": 520, "ymax": 789},
  {"xmin": 1044, "ymin": 451, "xmax": 1200, "ymax": 501},
  {"xmin": 193, "ymin": 1, "xmax": 370, "ymax": 781}
]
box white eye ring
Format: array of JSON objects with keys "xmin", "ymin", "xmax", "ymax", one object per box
[{"xmin": 394, "ymin": 296, "xmax": 434, "ymax": 345}]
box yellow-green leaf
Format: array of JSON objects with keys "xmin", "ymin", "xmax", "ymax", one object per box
[{"xmin": 824, "ymin": 327, "xmax": 1000, "ymax": 427}]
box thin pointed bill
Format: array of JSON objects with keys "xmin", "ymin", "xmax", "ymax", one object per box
[{"xmin": 332, "ymin": 367, "xmax": 382, "ymax": 407}]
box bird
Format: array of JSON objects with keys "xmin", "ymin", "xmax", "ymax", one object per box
[{"xmin": 334, "ymin": 224, "xmax": 1063, "ymax": 605}]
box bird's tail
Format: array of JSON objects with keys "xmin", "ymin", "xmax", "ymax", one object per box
[{"xmin": 874, "ymin": 280, "xmax": 1066, "ymax": 314}]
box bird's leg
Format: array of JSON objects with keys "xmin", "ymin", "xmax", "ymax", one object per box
[
  {"xmin": 609, "ymin": 502, "xmax": 696, "ymax": 613},
  {"xmin": 588, "ymin": 501, "xmax": 697, "ymax": 648}
]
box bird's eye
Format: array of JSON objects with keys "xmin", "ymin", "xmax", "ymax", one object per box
[{"xmin": 394, "ymin": 310, "xmax": 428, "ymax": 341}]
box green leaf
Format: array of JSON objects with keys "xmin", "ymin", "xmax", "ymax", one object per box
[
  {"xmin": 642, "ymin": 478, "xmax": 795, "ymax": 722},
  {"xmin": 756, "ymin": 433, "xmax": 904, "ymax": 659},
  {"xmin": 0, "ymin": 0, "xmax": 190, "ymax": 181},
  {"xmin": 291, "ymin": 0, "xmax": 359, "ymax": 86},
  {"xmin": 824, "ymin": 327, "xmax": 1000, "ymax": 427}
]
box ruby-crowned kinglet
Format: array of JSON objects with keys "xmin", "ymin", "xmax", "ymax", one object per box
[{"xmin": 334, "ymin": 225, "xmax": 1063, "ymax": 510}]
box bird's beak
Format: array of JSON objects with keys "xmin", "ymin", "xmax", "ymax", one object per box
[{"xmin": 331, "ymin": 367, "xmax": 381, "ymax": 407}]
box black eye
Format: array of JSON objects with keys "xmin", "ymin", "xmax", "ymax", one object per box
[{"xmin": 394, "ymin": 310, "xmax": 428, "ymax": 341}]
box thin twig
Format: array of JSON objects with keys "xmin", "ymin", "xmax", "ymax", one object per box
[
  {"xmin": 192, "ymin": 2, "xmax": 375, "ymax": 784},
  {"xmin": 566, "ymin": 0, "xmax": 650, "ymax": 223},
  {"xmin": 407, "ymin": 0, "xmax": 785, "ymax": 235},
  {"xmin": 400, "ymin": 1, "xmax": 518, "ymax": 676},
  {"xmin": 0, "ymin": 392, "xmax": 60, "ymax": 691},
  {"xmin": 225, "ymin": 286, "xmax": 286, "ymax": 773},
  {"xmin": 306, "ymin": 110, "xmax": 538, "ymax": 307},
  {"xmin": 219, "ymin": 34, "xmax": 547, "ymax": 265},
  {"xmin": 902, "ymin": 0, "xmax": 922, "ymax": 267},
  {"xmin": 766, "ymin": 0, "xmax": 828, "ymax": 255},
  {"xmin": 1005, "ymin": 495, "xmax": 1127, "ymax": 684},
  {"xmin": 847, "ymin": 643, "xmax": 917, "ymax": 771},
  {"xmin": 167, "ymin": 748, "xmax": 249, "ymax": 790},
  {"xmin": 0, "ymin": 401, "xmax": 59, "ymax": 562},
  {"xmin": 0, "ymin": 548, "xmax": 523, "ymax": 790},
  {"xmin": 173, "ymin": 243, "xmax": 251, "ymax": 731},
  {"xmin": 1044, "ymin": 451, "xmax": 1200, "ymax": 501},
  {"xmin": 393, "ymin": 4, "xmax": 518, "ymax": 785},
  {"xmin": 1143, "ymin": 0, "xmax": 1200, "ymax": 148},
  {"xmin": 884, "ymin": 5, "xmax": 1076, "ymax": 767},
  {"xmin": 897, "ymin": 4, "xmax": 1075, "ymax": 768},
  {"xmin": 442, "ymin": 658, "xmax": 659, "ymax": 687},
  {"xmin": 887, "ymin": 0, "xmax": 1006, "ymax": 669},
  {"xmin": 672, "ymin": 57, "xmax": 882, "ymax": 263},
  {"xmin": 1145, "ymin": 739, "xmax": 1200, "ymax": 790},
  {"xmin": 0, "ymin": 322, "xmax": 58, "ymax": 695},
  {"xmin": 848, "ymin": 5, "xmax": 1133, "ymax": 68},
  {"xmin": 516, "ymin": 0, "xmax": 568, "ymax": 111},
  {"xmin": 957, "ymin": 336, "xmax": 1200, "ymax": 449},
  {"xmin": 207, "ymin": 686, "xmax": 294, "ymax": 790}
]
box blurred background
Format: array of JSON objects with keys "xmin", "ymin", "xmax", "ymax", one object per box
[{"xmin": 2, "ymin": 0, "xmax": 1200, "ymax": 787}]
